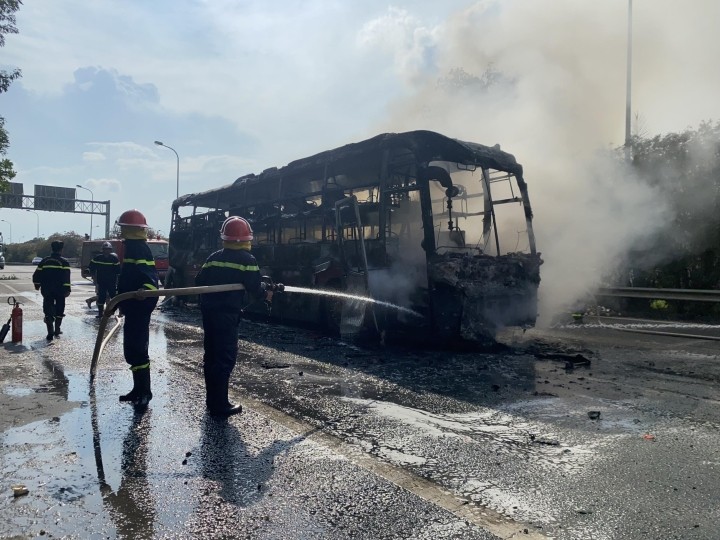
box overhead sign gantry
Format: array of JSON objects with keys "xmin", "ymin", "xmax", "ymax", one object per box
[{"xmin": 0, "ymin": 182, "xmax": 111, "ymax": 238}]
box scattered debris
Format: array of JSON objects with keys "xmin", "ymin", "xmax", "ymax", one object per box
[
  {"xmin": 261, "ymin": 361, "xmax": 291, "ymax": 369},
  {"xmin": 12, "ymin": 484, "xmax": 29, "ymax": 497},
  {"xmin": 533, "ymin": 351, "xmax": 592, "ymax": 369},
  {"xmin": 643, "ymin": 434, "xmax": 656, "ymax": 441},
  {"xmin": 588, "ymin": 411, "xmax": 601, "ymax": 420},
  {"xmin": 529, "ymin": 434, "xmax": 560, "ymax": 446},
  {"xmin": 575, "ymin": 508, "xmax": 592, "ymax": 515}
]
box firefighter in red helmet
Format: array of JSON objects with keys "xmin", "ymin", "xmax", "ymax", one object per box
[
  {"xmin": 115, "ymin": 209, "xmax": 159, "ymax": 408},
  {"xmin": 194, "ymin": 216, "xmax": 278, "ymax": 416}
]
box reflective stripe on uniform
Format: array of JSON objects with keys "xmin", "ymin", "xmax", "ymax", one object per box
[
  {"xmin": 201, "ymin": 260, "xmax": 259, "ymax": 272},
  {"xmin": 143, "ymin": 283, "xmax": 158, "ymax": 290},
  {"xmin": 38, "ymin": 265, "xmax": 69, "ymax": 270},
  {"xmin": 92, "ymin": 260, "xmax": 120, "ymax": 266},
  {"xmin": 130, "ymin": 362, "xmax": 150, "ymax": 371},
  {"xmin": 123, "ymin": 258, "xmax": 156, "ymax": 266}
]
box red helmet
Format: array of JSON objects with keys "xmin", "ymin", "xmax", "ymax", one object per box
[
  {"xmin": 220, "ymin": 216, "xmax": 253, "ymax": 242},
  {"xmin": 117, "ymin": 209, "xmax": 148, "ymax": 228}
]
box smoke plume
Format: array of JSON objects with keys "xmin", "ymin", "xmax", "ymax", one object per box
[{"xmin": 361, "ymin": 0, "xmax": 719, "ymax": 323}]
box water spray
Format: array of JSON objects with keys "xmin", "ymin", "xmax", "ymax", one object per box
[
  {"xmin": 281, "ymin": 285, "xmax": 424, "ymax": 319},
  {"xmin": 90, "ymin": 283, "xmax": 424, "ymax": 382}
]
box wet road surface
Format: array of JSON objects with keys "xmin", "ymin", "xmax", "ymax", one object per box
[{"xmin": 2, "ymin": 264, "xmax": 720, "ymax": 539}]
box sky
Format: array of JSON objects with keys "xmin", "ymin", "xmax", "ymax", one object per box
[{"xmin": 2, "ymin": 0, "xmax": 720, "ymax": 318}]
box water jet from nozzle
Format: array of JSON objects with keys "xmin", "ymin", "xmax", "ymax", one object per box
[{"xmin": 281, "ymin": 285, "xmax": 424, "ymax": 319}]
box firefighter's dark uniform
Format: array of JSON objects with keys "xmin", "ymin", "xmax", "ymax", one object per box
[
  {"xmin": 194, "ymin": 246, "xmax": 264, "ymax": 414},
  {"xmin": 117, "ymin": 239, "xmax": 159, "ymax": 403},
  {"xmin": 32, "ymin": 250, "xmax": 71, "ymax": 339},
  {"xmin": 89, "ymin": 251, "xmax": 121, "ymax": 316}
]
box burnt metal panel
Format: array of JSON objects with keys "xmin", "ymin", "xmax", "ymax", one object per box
[{"xmin": 173, "ymin": 131, "xmax": 523, "ymax": 211}]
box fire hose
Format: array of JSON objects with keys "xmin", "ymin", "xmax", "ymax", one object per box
[{"xmin": 89, "ymin": 283, "xmax": 248, "ymax": 382}]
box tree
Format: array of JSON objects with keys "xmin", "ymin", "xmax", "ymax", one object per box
[
  {"xmin": 0, "ymin": 0, "xmax": 22, "ymax": 194},
  {"xmin": 617, "ymin": 122, "xmax": 720, "ymax": 319}
]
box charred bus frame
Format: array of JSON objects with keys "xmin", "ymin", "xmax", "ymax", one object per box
[{"xmin": 167, "ymin": 130, "xmax": 542, "ymax": 345}]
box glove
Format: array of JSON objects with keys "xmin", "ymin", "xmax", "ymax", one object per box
[{"xmin": 34, "ymin": 284, "xmax": 41, "ymax": 291}]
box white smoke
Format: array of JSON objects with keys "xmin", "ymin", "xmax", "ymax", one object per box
[{"xmin": 358, "ymin": 0, "xmax": 717, "ymax": 323}]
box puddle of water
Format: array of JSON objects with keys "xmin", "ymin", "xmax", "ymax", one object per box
[{"xmin": 3, "ymin": 386, "xmax": 35, "ymax": 397}]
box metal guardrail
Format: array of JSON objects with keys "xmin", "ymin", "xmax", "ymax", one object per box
[{"xmin": 596, "ymin": 287, "xmax": 720, "ymax": 303}]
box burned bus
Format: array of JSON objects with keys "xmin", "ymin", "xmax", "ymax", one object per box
[{"xmin": 167, "ymin": 130, "xmax": 542, "ymax": 345}]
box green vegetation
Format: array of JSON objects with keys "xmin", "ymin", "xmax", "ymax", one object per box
[
  {"xmin": 3, "ymin": 232, "xmax": 85, "ymax": 262},
  {"xmin": 0, "ymin": 0, "xmax": 22, "ymax": 194},
  {"xmin": 616, "ymin": 122, "xmax": 720, "ymax": 320},
  {"xmin": 650, "ymin": 299, "xmax": 669, "ymax": 311}
]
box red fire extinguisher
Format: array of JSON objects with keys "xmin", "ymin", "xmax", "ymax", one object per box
[{"xmin": 10, "ymin": 297, "xmax": 22, "ymax": 343}]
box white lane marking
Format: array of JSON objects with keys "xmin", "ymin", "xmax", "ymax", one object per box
[{"xmin": 0, "ymin": 283, "xmax": 43, "ymax": 306}]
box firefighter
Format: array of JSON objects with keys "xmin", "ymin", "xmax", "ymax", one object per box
[
  {"xmin": 194, "ymin": 216, "xmax": 276, "ymax": 416},
  {"xmin": 88, "ymin": 241, "xmax": 121, "ymax": 318},
  {"xmin": 33, "ymin": 240, "xmax": 70, "ymax": 341},
  {"xmin": 115, "ymin": 209, "xmax": 159, "ymax": 407},
  {"xmin": 32, "ymin": 240, "xmax": 71, "ymax": 340}
]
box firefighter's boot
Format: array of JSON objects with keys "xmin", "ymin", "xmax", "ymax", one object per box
[
  {"xmin": 45, "ymin": 317, "xmax": 54, "ymax": 341},
  {"xmin": 119, "ymin": 368, "xmax": 152, "ymax": 407},
  {"xmin": 54, "ymin": 317, "xmax": 63, "ymax": 336},
  {"xmin": 208, "ymin": 376, "xmax": 242, "ymax": 417},
  {"xmin": 97, "ymin": 304, "xmax": 104, "ymax": 319}
]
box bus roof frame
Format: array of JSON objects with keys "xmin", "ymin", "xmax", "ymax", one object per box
[{"xmin": 172, "ymin": 130, "xmax": 524, "ymax": 212}]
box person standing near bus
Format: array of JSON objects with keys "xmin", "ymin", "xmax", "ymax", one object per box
[
  {"xmin": 32, "ymin": 240, "xmax": 71, "ymax": 340},
  {"xmin": 194, "ymin": 216, "xmax": 274, "ymax": 416},
  {"xmin": 88, "ymin": 241, "xmax": 121, "ymax": 318},
  {"xmin": 115, "ymin": 209, "xmax": 159, "ymax": 407}
]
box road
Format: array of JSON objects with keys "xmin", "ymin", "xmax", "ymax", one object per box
[{"xmin": 1, "ymin": 263, "xmax": 719, "ymax": 539}]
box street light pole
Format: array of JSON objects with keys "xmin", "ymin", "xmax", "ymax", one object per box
[
  {"xmin": 76, "ymin": 184, "xmax": 95, "ymax": 239},
  {"xmin": 0, "ymin": 219, "xmax": 11, "ymax": 243},
  {"xmin": 154, "ymin": 140, "xmax": 180, "ymax": 200},
  {"xmin": 625, "ymin": 0, "xmax": 633, "ymax": 160},
  {"xmin": 26, "ymin": 209, "xmax": 39, "ymax": 238}
]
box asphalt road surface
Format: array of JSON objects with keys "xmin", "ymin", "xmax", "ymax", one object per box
[{"xmin": 1, "ymin": 263, "xmax": 719, "ymax": 539}]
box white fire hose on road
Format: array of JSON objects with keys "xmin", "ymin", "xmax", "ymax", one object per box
[{"xmin": 90, "ymin": 283, "xmax": 247, "ymax": 382}]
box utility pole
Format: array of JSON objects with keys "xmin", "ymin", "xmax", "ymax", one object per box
[{"xmin": 625, "ymin": 0, "xmax": 633, "ymax": 161}]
